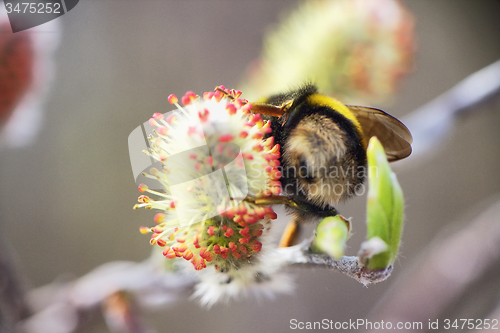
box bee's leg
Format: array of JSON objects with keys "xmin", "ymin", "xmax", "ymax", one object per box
[
  {"xmin": 243, "ymin": 195, "xmax": 302, "ymax": 248},
  {"xmin": 278, "ymin": 218, "xmax": 300, "ymax": 248},
  {"xmin": 249, "ymin": 103, "xmax": 288, "ymax": 118},
  {"xmin": 245, "ymin": 194, "xmax": 300, "ymax": 209}
]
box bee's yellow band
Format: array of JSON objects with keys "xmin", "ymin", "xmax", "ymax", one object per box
[{"xmin": 306, "ymin": 94, "xmax": 366, "ymax": 147}]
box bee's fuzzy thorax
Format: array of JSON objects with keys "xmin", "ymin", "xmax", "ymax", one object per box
[{"xmin": 264, "ymin": 84, "xmax": 367, "ymax": 213}]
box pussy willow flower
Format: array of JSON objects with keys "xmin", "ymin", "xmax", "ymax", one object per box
[
  {"xmin": 135, "ymin": 87, "xmax": 282, "ymax": 276},
  {"xmin": 240, "ymin": 0, "xmax": 415, "ymax": 104}
]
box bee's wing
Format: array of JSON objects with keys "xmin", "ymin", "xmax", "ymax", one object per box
[{"xmin": 347, "ymin": 106, "xmax": 413, "ymax": 161}]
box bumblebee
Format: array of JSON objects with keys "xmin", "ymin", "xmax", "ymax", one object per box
[{"xmin": 223, "ymin": 84, "xmax": 412, "ymax": 246}]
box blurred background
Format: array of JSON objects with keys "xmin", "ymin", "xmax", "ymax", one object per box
[{"xmin": 1, "ymin": 0, "xmax": 500, "ymax": 332}]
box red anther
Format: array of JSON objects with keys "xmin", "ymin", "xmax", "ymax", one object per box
[
  {"xmin": 267, "ymin": 211, "xmax": 278, "ymax": 219},
  {"xmin": 162, "ymin": 246, "xmax": 171, "ymax": 256},
  {"xmin": 234, "ymin": 99, "xmax": 244, "ymax": 108},
  {"xmin": 181, "ymin": 95, "xmax": 190, "ymax": 105},
  {"xmin": 243, "ymin": 153, "xmax": 253, "ymax": 160},
  {"xmin": 250, "ymin": 240, "xmax": 262, "ymax": 252},
  {"xmin": 183, "ymin": 250, "xmax": 194, "ymax": 260},
  {"xmin": 203, "ymin": 92, "xmax": 214, "ymax": 100},
  {"xmin": 215, "ymin": 143, "xmax": 225, "ymax": 155},
  {"xmin": 241, "ymin": 103, "xmax": 252, "ymax": 114},
  {"xmin": 157, "ymin": 126, "xmax": 168, "ymax": 136},
  {"xmin": 212, "ymin": 90, "xmax": 222, "ymax": 102},
  {"xmin": 271, "ymin": 186, "xmax": 282, "ymax": 195},
  {"xmin": 152, "ymin": 113, "xmax": 163, "ymax": 121},
  {"xmin": 157, "ymin": 239, "xmax": 167, "ymax": 247},
  {"xmin": 239, "ymin": 130, "xmax": 248, "ymax": 138},
  {"xmin": 262, "ymin": 189, "xmax": 272, "ymax": 197},
  {"xmin": 224, "ymin": 228, "xmax": 234, "ymax": 237},
  {"xmin": 243, "ymin": 214, "xmax": 258, "ymax": 224},
  {"xmin": 148, "ymin": 118, "xmax": 159, "ymax": 127},
  {"xmin": 177, "ymin": 243, "xmax": 188, "ymax": 253},
  {"xmin": 236, "ymin": 203, "xmax": 247, "ymax": 215},
  {"xmin": 239, "ymin": 226, "xmax": 250, "ymax": 237},
  {"xmin": 254, "ymin": 207, "xmax": 266, "ymax": 219},
  {"xmin": 264, "ymin": 153, "xmax": 280, "ymax": 161},
  {"xmin": 261, "ymin": 126, "xmax": 272, "ymax": 134},
  {"xmin": 193, "ymin": 236, "xmax": 200, "ymax": 249},
  {"xmin": 253, "ymin": 144, "xmax": 263, "ymax": 152},
  {"xmin": 225, "ymin": 208, "xmax": 235, "ymax": 219},
  {"xmin": 166, "ymin": 113, "xmax": 176, "ymax": 123},
  {"xmin": 252, "ymin": 229, "xmax": 263, "ymax": 237},
  {"xmin": 164, "ymin": 248, "xmax": 176, "ymax": 259},
  {"xmin": 199, "ymin": 247, "xmax": 208, "ymax": 258},
  {"xmin": 226, "ymin": 103, "xmax": 237, "ymax": 115},
  {"xmin": 219, "ymin": 134, "xmax": 234, "ymax": 142},
  {"xmin": 168, "ymin": 94, "xmax": 178, "ymax": 104},
  {"xmin": 138, "ymin": 184, "xmax": 149, "ymax": 193},
  {"xmin": 191, "ymin": 257, "xmax": 206, "ymax": 270},
  {"xmin": 208, "ymin": 226, "xmax": 215, "ymax": 236},
  {"xmin": 153, "ymin": 213, "xmax": 165, "ymax": 223},
  {"xmin": 252, "ymin": 132, "xmax": 264, "ymax": 140},
  {"xmin": 204, "ymin": 251, "xmax": 214, "ymax": 262},
  {"xmin": 264, "ymin": 137, "xmax": 274, "ymax": 147},
  {"xmin": 270, "ymin": 160, "xmax": 281, "ymax": 167},
  {"xmin": 181, "ymin": 91, "xmax": 196, "ymax": 105}
]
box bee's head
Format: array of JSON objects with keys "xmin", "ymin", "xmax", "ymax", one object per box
[{"xmin": 281, "ymin": 112, "xmax": 367, "ymax": 208}]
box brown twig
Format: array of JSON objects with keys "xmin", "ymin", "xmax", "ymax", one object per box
[
  {"xmin": 277, "ymin": 239, "xmax": 393, "ymax": 285},
  {"xmin": 18, "ymin": 259, "xmax": 196, "ymax": 333}
]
